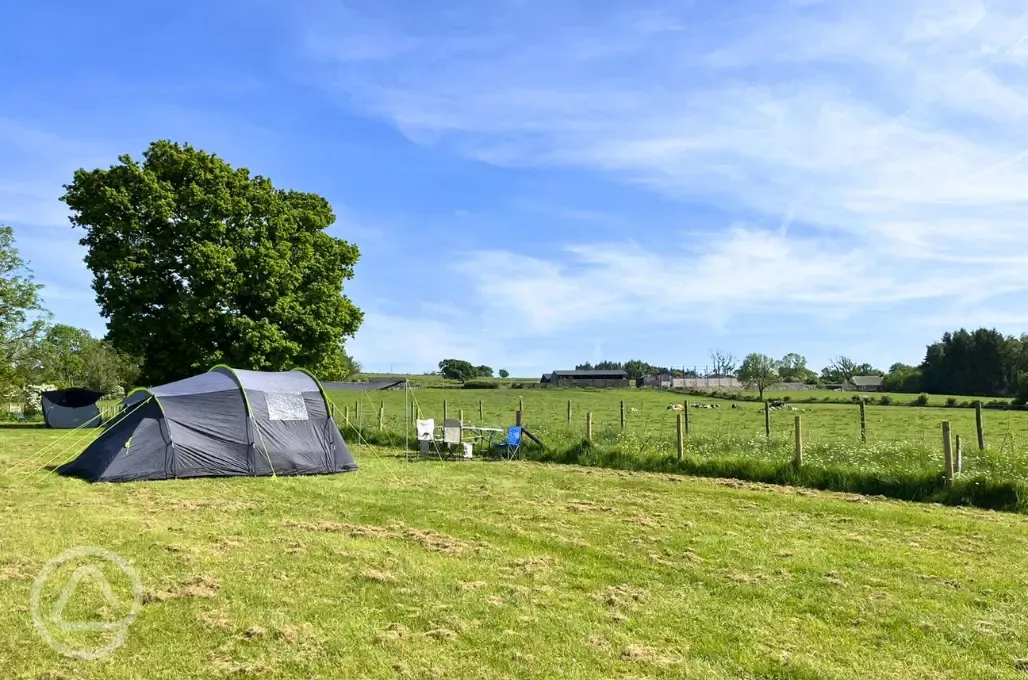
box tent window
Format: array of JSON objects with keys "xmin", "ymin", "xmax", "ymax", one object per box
[{"xmin": 266, "ymin": 392, "xmax": 308, "ymax": 421}]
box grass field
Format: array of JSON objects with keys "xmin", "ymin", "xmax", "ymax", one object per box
[
  {"xmin": 4, "ymin": 426, "xmax": 1028, "ymax": 678},
  {"xmin": 330, "ymin": 387, "xmax": 1028, "ymax": 478},
  {"xmin": 361, "ymin": 372, "xmax": 1014, "ymax": 407}
]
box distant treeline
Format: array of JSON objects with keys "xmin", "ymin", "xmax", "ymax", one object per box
[{"xmin": 578, "ymin": 328, "xmax": 1028, "ymax": 402}]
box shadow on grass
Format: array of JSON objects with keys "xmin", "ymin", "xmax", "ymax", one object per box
[{"xmin": 0, "ymin": 424, "xmax": 47, "ymax": 429}]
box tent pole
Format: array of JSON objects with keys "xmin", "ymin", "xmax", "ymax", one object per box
[{"xmin": 404, "ymin": 378, "xmax": 409, "ymax": 462}]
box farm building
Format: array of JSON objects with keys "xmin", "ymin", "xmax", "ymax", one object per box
[
  {"xmin": 540, "ymin": 370, "xmax": 631, "ymax": 389},
  {"xmin": 849, "ymin": 375, "xmax": 883, "ymax": 392},
  {"xmin": 639, "ymin": 373, "xmax": 674, "ymax": 388}
]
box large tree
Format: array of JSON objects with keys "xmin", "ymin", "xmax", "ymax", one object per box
[
  {"xmin": 438, "ymin": 359, "xmax": 476, "ymax": 383},
  {"xmin": 778, "ymin": 353, "xmax": 814, "ymax": 382},
  {"xmin": 920, "ymin": 328, "xmax": 1020, "ymax": 397},
  {"xmin": 61, "ymin": 141, "xmax": 363, "ymax": 385},
  {"xmin": 0, "ymin": 226, "xmax": 48, "ymax": 393},
  {"xmin": 819, "ymin": 356, "xmax": 880, "ymax": 383},
  {"xmin": 708, "ymin": 349, "xmax": 737, "ymax": 377},
  {"xmin": 882, "ymin": 363, "xmax": 922, "ymax": 393},
  {"xmin": 738, "ymin": 353, "xmax": 779, "ymax": 400},
  {"xmin": 33, "ymin": 324, "xmax": 93, "ymax": 386},
  {"xmin": 31, "ymin": 325, "xmax": 141, "ymax": 393}
]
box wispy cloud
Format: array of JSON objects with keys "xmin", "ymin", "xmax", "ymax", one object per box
[{"xmin": 296, "ymin": 0, "xmax": 1028, "ymax": 346}]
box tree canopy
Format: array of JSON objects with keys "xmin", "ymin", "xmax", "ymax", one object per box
[
  {"xmin": 30, "ymin": 324, "xmax": 139, "ymax": 393},
  {"xmin": 778, "ymin": 353, "xmax": 815, "ymax": 383},
  {"xmin": 708, "ymin": 350, "xmax": 738, "ymax": 377},
  {"xmin": 438, "ymin": 359, "xmax": 477, "ymax": 382},
  {"xmin": 60, "ymin": 141, "xmax": 363, "ymax": 385},
  {"xmin": 920, "ymin": 328, "xmax": 1023, "ymax": 397},
  {"xmin": 737, "ymin": 353, "xmax": 779, "ymax": 400},
  {"xmin": 575, "ymin": 360, "xmax": 687, "ymax": 380},
  {"xmin": 820, "ymin": 356, "xmax": 880, "ymax": 384},
  {"xmin": 0, "ymin": 226, "xmax": 48, "ymax": 393}
]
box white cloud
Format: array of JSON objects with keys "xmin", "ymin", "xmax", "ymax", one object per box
[{"xmin": 294, "ymin": 0, "xmax": 1028, "ymax": 340}]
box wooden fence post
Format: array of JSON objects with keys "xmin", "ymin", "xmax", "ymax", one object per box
[
  {"xmin": 586, "ymin": 412, "xmax": 593, "ymax": 442},
  {"xmin": 567, "ymin": 399, "xmax": 572, "ymax": 424},
  {"xmin": 515, "ymin": 410, "xmax": 523, "ymax": 427},
  {"xmin": 519, "ymin": 397, "xmax": 524, "ymax": 414},
  {"xmin": 677, "ymin": 413, "xmax": 684, "ymax": 461},
  {"xmin": 344, "ymin": 406, "xmax": 350, "ymax": 425},
  {"xmin": 942, "ymin": 421, "xmax": 954, "ymax": 481},
  {"xmin": 479, "ymin": 400, "xmax": 484, "ymax": 421},
  {"xmin": 683, "ymin": 402, "xmax": 690, "ymax": 434},
  {"xmin": 620, "ymin": 401, "xmax": 626, "ymax": 431},
  {"xmin": 955, "ymin": 434, "xmax": 963, "ymax": 474},
  {"xmin": 859, "ymin": 401, "xmax": 867, "ymax": 443},
  {"xmin": 459, "ymin": 408, "xmax": 465, "ymax": 425},
  {"xmin": 378, "ymin": 405, "xmax": 385, "ymax": 430},
  {"xmin": 975, "ymin": 401, "xmax": 985, "ymax": 450},
  {"xmin": 443, "ymin": 400, "xmax": 448, "ymax": 422},
  {"xmin": 764, "ymin": 401, "xmax": 771, "ymax": 438},
  {"xmin": 794, "ymin": 415, "xmax": 803, "ymax": 469}
]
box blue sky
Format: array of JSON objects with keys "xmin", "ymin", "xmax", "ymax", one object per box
[{"xmin": 4, "ymin": 0, "xmax": 1028, "ymax": 377}]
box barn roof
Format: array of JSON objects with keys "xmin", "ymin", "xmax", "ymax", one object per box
[{"xmin": 552, "ymin": 370, "xmax": 629, "ymax": 378}]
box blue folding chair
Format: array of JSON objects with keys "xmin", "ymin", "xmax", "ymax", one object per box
[{"xmin": 493, "ymin": 425, "xmax": 522, "ymax": 460}]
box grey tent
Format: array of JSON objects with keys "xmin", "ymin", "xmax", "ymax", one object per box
[
  {"xmin": 58, "ymin": 367, "xmax": 357, "ymax": 482},
  {"xmin": 42, "ymin": 388, "xmax": 104, "ymax": 429}
]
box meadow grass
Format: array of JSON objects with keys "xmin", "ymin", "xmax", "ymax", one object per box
[
  {"xmin": 5, "ymin": 426, "xmax": 1028, "ymax": 678},
  {"xmin": 335, "ymin": 387, "xmax": 1028, "ymax": 512}
]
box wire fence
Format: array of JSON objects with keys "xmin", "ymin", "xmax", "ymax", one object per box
[{"xmin": 327, "ymin": 391, "xmax": 1028, "ymax": 482}]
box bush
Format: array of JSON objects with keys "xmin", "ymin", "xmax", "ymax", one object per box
[
  {"xmin": 879, "ymin": 395, "xmax": 892, "ymax": 405},
  {"xmin": 945, "ymin": 397, "xmax": 958, "ymax": 407},
  {"xmin": 914, "ymin": 393, "xmax": 929, "ymax": 406},
  {"xmin": 22, "ymin": 384, "xmax": 58, "ymax": 417},
  {"xmin": 103, "ymin": 385, "xmax": 126, "ymax": 402},
  {"xmin": 461, "ymin": 380, "xmax": 500, "ymax": 389}
]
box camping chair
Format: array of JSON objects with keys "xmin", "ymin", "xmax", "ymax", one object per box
[
  {"xmin": 442, "ymin": 418, "xmax": 462, "ymax": 459},
  {"xmin": 416, "ymin": 418, "xmax": 440, "ymax": 456},
  {"xmin": 493, "ymin": 425, "xmax": 522, "ymax": 461}
]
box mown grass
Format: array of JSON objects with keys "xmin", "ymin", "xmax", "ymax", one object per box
[{"xmin": 5, "ymin": 426, "xmax": 1028, "ymax": 678}]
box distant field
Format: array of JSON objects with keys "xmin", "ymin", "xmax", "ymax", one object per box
[
  {"xmin": 4, "ymin": 427, "xmax": 1028, "ymax": 679},
  {"xmin": 329, "ymin": 387, "xmax": 1028, "ymax": 485},
  {"xmin": 358, "ymin": 373, "xmax": 1012, "ymax": 407},
  {"xmin": 716, "ymin": 387, "xmax": 1012, "ymax": 407}
]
